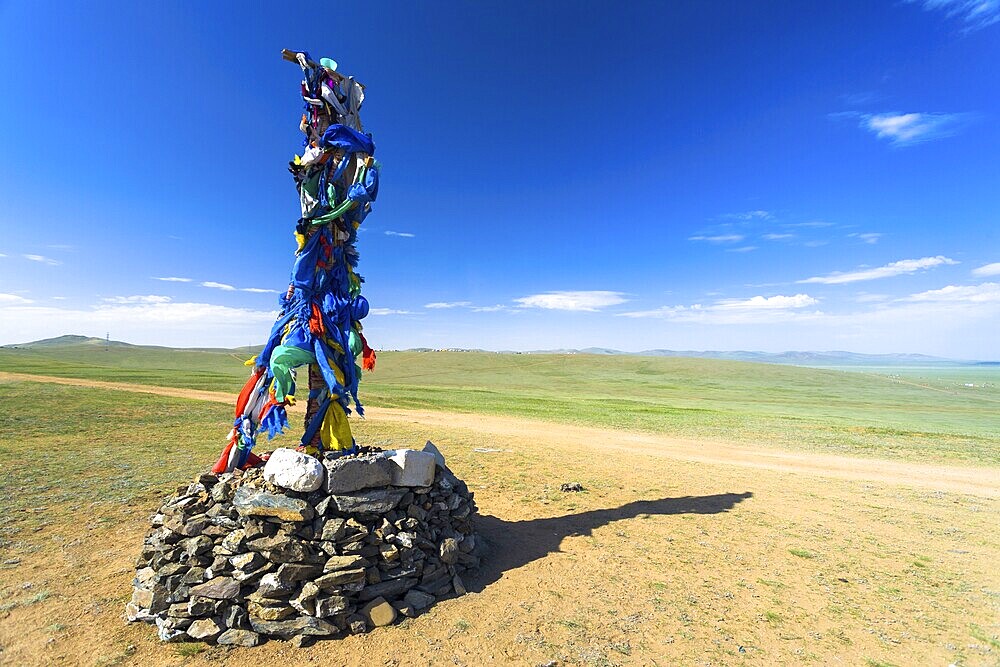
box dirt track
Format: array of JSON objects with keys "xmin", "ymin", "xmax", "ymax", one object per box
[{"xmin": 1, "ymin": 371, "xmax": 995, "ymax": 498}]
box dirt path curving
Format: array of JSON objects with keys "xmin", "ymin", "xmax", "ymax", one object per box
[{"xmin": 1, "ymin": 371, "xmax": 995, "ymax": 497}]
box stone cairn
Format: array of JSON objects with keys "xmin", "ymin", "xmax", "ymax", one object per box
[{"xmin": 126, "ymin": 443, "xmax": 480, "ymax": 647}]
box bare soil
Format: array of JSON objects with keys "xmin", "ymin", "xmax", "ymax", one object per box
[{"xmin": 0, "ymin": 372, "xmax": 997, "ymax": 666}]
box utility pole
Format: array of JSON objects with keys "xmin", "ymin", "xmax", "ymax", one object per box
[{"xmin": 106, "ymin": 331, "xmax": 110, "ymax": 352}]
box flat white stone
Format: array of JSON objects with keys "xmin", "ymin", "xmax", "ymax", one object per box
[
  {"xmin": 385, "ymin": 449, "xmax": 436, "ymax": 487},
  {"xmin": 263, "ymin": 448, "xmax": 325, "ymax": 492}
]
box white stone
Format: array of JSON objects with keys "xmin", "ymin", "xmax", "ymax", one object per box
[
  {"xmin": 262, "ymin": 448, "xmax": 325, "ymax": 492},
  {"xmin": 385, "ymin": 449, "xmax": 436, "ymax": 487}
]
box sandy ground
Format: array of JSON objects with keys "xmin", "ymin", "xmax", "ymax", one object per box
[{"xmin": 0, "ymin": 372, "xmax": 998, "ymax": 666}]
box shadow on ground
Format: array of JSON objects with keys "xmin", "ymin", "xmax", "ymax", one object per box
[{"xmin": 468, "ymin": 492, "xmax": 753, "ymax": 592}]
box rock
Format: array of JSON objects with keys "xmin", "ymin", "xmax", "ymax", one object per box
[
  {"xmin": 315, "ymin": 568, "xmax": 366, "ymax": 590},
  {"xmin": 323, "ymin": 455, "xmax": 392, "ymax": 493},
  {"xmin": 328, "ymin": 488, "xmax": 407, "ymax": 515},
  {"xmin": 217, "ymin": 629, "xmax": 259, "ymax": 647},
  {"xmin": 218, "ymin": 529, "xmax": 246, "ymax": 555},
  {"xmin": 124, "ymin": 602, "xmax": 155, "ymax": 622},
  {"xmin": 289, "ymin": 634, "xmax": 317, "ymax": 648},
  {"xmin": 233, "ymin": 487, "xmax": 314, "ymax": 522},
  {"xmin": 560, "ymin": 482, "xmax": 584, "ymax": 492},
  {"xmin": 315, "ymin": 595, "xmax": 350, "ymax": 617},
  {"xmin": 249, "ymin": 616, "xmax": 337, "ymax": 639},
  {"xmin": 187, "ymin": 618, "xmax": 223, "ymax": 641},
  {"xmin": 452, "ymin": 574, "xmax": 467, "ymax": 595},
  {"xmin": 256, "ymin": 573, "xmax": 295, "ymax": 598},
  {"xmin": 248, "ymin": 535, "xmax": 320, "ymax": 564},
  {"xmin": 188, "ymin": 596, "xmax": 221, "ymax": 616},
  {"xmin": 291, "ymin": 582, "xmax": 321, "ymax": 615},
  {"xmin": 189, "ymin": 577, "xmax": 239, "ymax": 600},
  {"xmin": 323, "ymin": 555, "xmax": 367, "ymax": 572},
  {"xmin": 249, "ymin": 601, "xmax": 296, "ymax": 620},
  {"xmin": 276, "ymin": 563, "xmax": 324, "ymax": 584},
  {"xmin": 439, "ymin": 538, "xmax": 460, "ymax": 565},
  {"xmin": 358, "ymin": 577, "xmax": 416, "ymax": 601},
  {"xmin": 422, "ymin": 441, "xmax": 447, "ymax": 468},
  {"xmin": 403, "ymin": 589, "xmax": 435, "ymax": 611},
  {"xmin": 229, "ymin": 552, "xmax": 263, "ymax": 572},
  {"xmin": 263, "ymin": 448, "xmax": 325, "ymax": 492},
  {"xmin": 319, "ymin": 517, "xmax": 346, "ymax": 541},
  {"xmin": 385, "ymin": 449, "xmax": 437, "ymax": 487},
  {"xmin": 361, "ymin": 597, "xmax": 397, "ymax": 627},
  {"xmin": 223, "ymin": 604, "xmax": 250, "ymax": 630},
  {"xmin": 131, "ymin": 585, "xmax": 169, "ymax": 613}
]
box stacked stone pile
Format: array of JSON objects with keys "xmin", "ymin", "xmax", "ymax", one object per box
[{"xmin": 126, "ymin": 442, "xmax": 480, "ymax": 646}]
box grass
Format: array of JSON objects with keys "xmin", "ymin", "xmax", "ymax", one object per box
[
  {"xmin": 788, "ymin": 548, "xmax": 817, "ymax": 559},
  {"xmin": 1, "ymin": 345, "xmax": 997, "ymax": 464}
]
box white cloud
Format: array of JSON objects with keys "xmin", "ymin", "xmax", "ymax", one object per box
[
  {"xmin": 904, "ymin": 282, "xmax": 1000, "ymax": 303},
  {"xmin": 856, "ymin": 293, "xmax": 890, "ymax": 303},
  {"xmin": 763, "ymin": 233, "xmax": 794, "ymax": 240},
  {"xmin": 385, "ymin": 231, "xmax": 415, "ymax": 238},
  {"xmin": 861, "ymin": 112, "xmax": 972, "ymax": 146},
  {"xmin": 0, "ymin": 253, "xmax": 7, "ymax": 258},
  {"xmin": 724, "ymin": 210, "xmax": 773, "ymax": 220},
  {"xmin": 51, "ymin": 296, "xmax": 67, "ymax": 300},
  {"xmin": 0, "ymin": 293, "xmax": 33, "ymax": 305},
  {"xmin": 726, "ymin": 246, "xmax": 757, "ymax": 253},
  {"xmin": 153, "ymin": 276, "xmax": 193, "ymax": 282},
  {"xmin": 689, "ymin": 234, "xmax": 744, "ymax": 243},
  {"xmin": 619, "ymin": 293, "xmax": 821, "ymax": 324},
  {"xmin": 103, "ymin": 295, "xmax": 173, "ymax": 304},
  {"xmin": 201, "ymin": 281, "xmax": 236, "ymax": 291},
  {"xmin": 514, "ymin": 291, "xmax": 628, "ymax": 312},
  {"xmin": 713, "ymin": 294, "xmax": 819, "ymax": 310},
  {"xmin": 424, "ymin": 301, "xmax": 472, "ymax": 309},
  {"xmin": 241, "ymin": 287, "xmax": 280, "ymax": 294},
  {"xmin": 800, "ymin": 256, "xmax": 958, "ymax": 284},
  {"xmin": 0, "ymin": 300, "xmax": 278, "ymax": 348},
  {"xmin": 369, "ymin": 308, "xmax": 416, "ymax": 316},
  {"xmin": 972, "ymin": 262, "xmax": 1000, "ymax": 277},
  {"xmin": 23, "ymin": 254, "xmax": 61, "ymax": 266},
  {"xmin": 787, "ymin": 221, "xmax": 834, "ymax": 228},
  {"xmin": 471, "ymin": 304, "xmax": 512, "ymax": 313},
  {"xmin": 848, "ymin": 232, "xmax": 883, "ymax": 244},
  {"xmin": 908, "ymin": 0, "xmax": 1000, "ymax": 30}
]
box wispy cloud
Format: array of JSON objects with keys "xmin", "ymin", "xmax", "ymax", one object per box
[
  {"xmin": 0, "ymin": 293, "xmax": 33, "ymax": 305},
  {"xmin": 786, "ymin": 221, "xmax": 834, "ymax": 229},
  {"xmin": 726, "ymin": 246, "xmax": 757, "ymax": 253},
  {"xmin": 972, "ymin": 262, "xmax": 1000, "ymax": 277},
  {"xmin": 23, "ymin": 254, "xmax": 61, "ymax": 266},
  {"xmin": 46, "ymin": 244, "xmax": 74, "ymax": 251},
  {"xmin": 201, "ymin": 281, "xmax": 236, "ymax": 291},
  {"xmin": 103, "ymin": 295, "xmax": 172, "ymax": 304},
  {"xmin": 723, "ymin": 210, "xmax": 773, "ymax": 221},
  {"xmin": 0, "ymin": 299, "xmax": 278, "ymax": 348},
  {"xmin": 859, "ymin": 112, "xmax": 973, "ymax": 146},
  {"xmin": 515, "ymin": 290, "xmax": 628, "ymax": 312},
  {"xmin": 907, "ymin": 0, "xmax": 1000, "ymax": 31},
  {"xmin": 903, "ymin": 282, "xmax": 1000, "ymax": 303},
  {"xmin": 619, "ymin": 293, "xmax": 821, "ymax": 323},
  {"xmin": 153, "ymin": 276, "xmax": 193, "ymax": 283},
  {"xmin": 713, "ymin": 294, "xmax": 819, "ymax": 310},
  {"xmin": 424, "ymin": 301, "xmax": 472, "ymax": 309},
  {"xmin": 385, "ymin": 231, "xmax": 415, "ymax": 238},
  {"xmin": 848, "ymin": 232, "xmax": 883, "ymax": 244},
  {"xmin": 241, "ymin": 287, "xmax": 280, "ymax": 294},
  {"xmin": 370, "ymin": 308, "xmax": 417, "ymax": 316},
  {"xmin": 800, "ymin": 256, "xmax": 958, "ymax": 284},
  {"xmin": 689, "ymin": 234, "xmax": 745, "ymax": 243},
  {"xmin": 470, "ymin": 304, "xmax": 512, "ymax": 313},
  {"xmin": 762, "ymin": 233, "xmax": 794, "ymax": 240}
]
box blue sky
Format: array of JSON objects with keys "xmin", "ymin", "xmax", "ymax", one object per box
[{"xmin": 1, "ymin": 1, "xmax": 998, "ymax": 358}]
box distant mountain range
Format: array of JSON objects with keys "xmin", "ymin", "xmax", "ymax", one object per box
[{"xmin": 3, "ymin": 335, "xmax": 994, "ymax": 366}]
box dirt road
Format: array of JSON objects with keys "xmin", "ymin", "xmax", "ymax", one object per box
[{"xmin": 1, "ymin": 371, "xmax": 994, "ymax": 497}]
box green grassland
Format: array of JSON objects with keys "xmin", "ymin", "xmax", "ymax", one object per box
[{"xmin": 0, "ymin": 344, "xmax": 996, "ymax": 464}]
